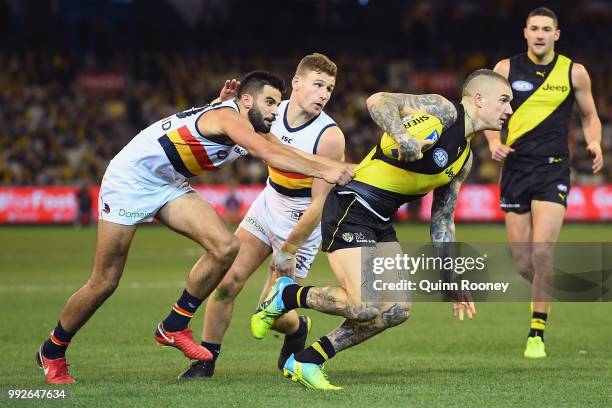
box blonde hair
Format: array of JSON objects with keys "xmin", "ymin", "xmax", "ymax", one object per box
[
  {"xmin": 462, "ymin": 69, "xmax": 509, "ymax": 97},
  {"xmin": 296, "ymin": 53, "xmax": 337, "ymax": 77}
]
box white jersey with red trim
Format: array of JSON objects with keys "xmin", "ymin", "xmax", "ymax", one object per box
[
  {"xmin": 238, "ymin": 100, "xmax": 339, "ymax": 277},
  {"xmin": 266, "ymin": 100, "xmax": 338, "ymax": 200},
  {"xmin": 111, "ymin": 99, "xmax": 247, "ymax": 185}
]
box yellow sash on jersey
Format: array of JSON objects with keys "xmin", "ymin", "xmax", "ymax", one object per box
[
  {"xmin": 506, "ymin": 54, "xmax": 572, "ymax": 147},
  {"xmin": 268, "ymin": 166, "xmax": 314, "ymax": 190},
  {"xmin": 353, "ymin": 143, "xmax": 470, "ymax": 196}
]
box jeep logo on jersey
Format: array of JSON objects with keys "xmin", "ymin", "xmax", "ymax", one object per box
[
  {"xmin": 433, "ymin": 148, "xmax": 448, "ymax": 167},
  {"xmin": 542, "ymin": 83, "xmax": 569, "ymax": 92},
  {"xmin": 511, "ymin": 80, "xmax": 534, "ymax": 92},
  {"xmin": 217, "ymin": 150, "xmax": 228, "ymax": 160},
  {"xmin": 425, "ymin": 130, "xmax": 439, "ymax": 142}
]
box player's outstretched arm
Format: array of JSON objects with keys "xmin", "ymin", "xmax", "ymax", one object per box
[
  {"xmin": 572, "ymin": 63, "xmax": 603, "ymax": 173},
  {"xmin": 264, "ymin": 131, "xmax": 354, "ymax": 170},
  {"xmin": 272, "ymin": 127, "xmax": 346, "ymax": 277},
  {"xmin": 215, "ymin": 109, "xmax": 354, "ymax": 185},
  {"xmin": 366, "ymin": 92, "xmax": 457, "ymax": 162},
  {"xmin": 430, "ymin": 153, "xmax": 476, "ymax": 320}
]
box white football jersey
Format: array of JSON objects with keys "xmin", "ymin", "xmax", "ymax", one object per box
[
  {"xmin": 112, "ymin": 99, "xmax": 248, "ymax": 183},
  {"xmin": 267, "ymin": 100, "xmax": 338, "ymax": 200}
]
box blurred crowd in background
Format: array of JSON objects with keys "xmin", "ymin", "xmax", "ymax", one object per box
[{"xmin": 1, "ymin": 0, "xmax": 612, "ymax": 187}]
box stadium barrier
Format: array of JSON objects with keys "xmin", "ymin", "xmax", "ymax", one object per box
[{"xmin": 1, "ymin": 184, "xmax": 612, "ymax": 224}]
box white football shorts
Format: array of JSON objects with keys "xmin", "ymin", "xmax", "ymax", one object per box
[
  {"xmin": 98, "ymin": 154, "xmax": 194, "ymax": 225},
  {"xmin": 239, "ymin": 186, "xmax": 321, "ymax": 278}
]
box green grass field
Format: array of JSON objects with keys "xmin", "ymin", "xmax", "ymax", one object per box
[{"xmin": 1, "ymin": 224, "xmax": 611, "ymax": 407}]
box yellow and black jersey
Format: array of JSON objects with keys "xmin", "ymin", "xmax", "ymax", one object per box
[
  {"xmin": 505, "ymin": 53, "xmax": 574, "ymax": 171},
  {"xmin": 341, "ymin": 102, "xmax": 471, "ymax": 219}
]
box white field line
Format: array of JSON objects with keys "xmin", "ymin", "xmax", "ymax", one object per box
[{"xmin": 0, "ymin": 281, "xmax": 186, "ymax": 293}]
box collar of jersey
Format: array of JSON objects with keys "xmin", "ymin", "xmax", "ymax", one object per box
[
  {"xmin": 526, "ymin": 52, "xmax": 558, "ymax": 69},
  {"xmin": 283, "ymin": 106, "xmax": 320, "ymax": 133}
]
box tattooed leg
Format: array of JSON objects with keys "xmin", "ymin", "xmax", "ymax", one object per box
[
  {"xmin": 305, "ymin": 286, "xmax": 381, "ymax": 322},
  {"xmin": 327, "ymin": 302, "xmax": 411, "ymax": 353},
  {"xmin": 300, "ymin": 247, "xmax": 385, "ymax": 322}
]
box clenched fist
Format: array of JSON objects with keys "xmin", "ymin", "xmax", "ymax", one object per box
[{"xmin": 323, "ymin": 163, "xmax": 355, "ymax": 186}]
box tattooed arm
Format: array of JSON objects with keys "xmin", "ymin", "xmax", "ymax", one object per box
[
  {"xmin": 430, "ymin": 153, "xmax": 476, "ymax": 320},
  {"xmin": 366, "ymin": 92, "xmax": 458, "ymax": 162},
  {"xmin": 430, "ymin": 153, "xmax": 472, "ymax": 244}
]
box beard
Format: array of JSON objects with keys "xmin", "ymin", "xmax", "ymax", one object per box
[{"xmin": 248, "ymin": 107, "xmax": 271, "ymax": 133}]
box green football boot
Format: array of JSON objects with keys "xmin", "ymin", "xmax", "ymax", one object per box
[
  {"xmin": 251, "ymin": 276, "xmax": 294, "ymax": 339},
  {"xmin": 524, "ymin": 336, "xmax": 547, "ymax": 358},
  {"xmin": 283, "ymin": 354, "xmax": 342, "ymax": 391}
]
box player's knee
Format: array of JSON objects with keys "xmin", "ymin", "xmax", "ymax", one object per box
[
  {"xmin": 88, "ymin": 274, "xmax": 120, "ymax": 298},
  {"xmin": 213, "ymin": 285, "xmax": 236, "ymax": 302},
  {"xmin": 531, "ymin": 245, "xmax": 553, "ymax": 268},
  {"xmin": 209, "ymin": 235, "xmax": 240, "ymax": 267},
  {"xmin": 517, "ymin": 262, "xmax": 534, "ymax": 282},
  {"xmin": 214, "ymin": 275, "xmax": 244, "ymax": 302},
  {"xmin": 380, "ymin": 303, "xmax": 411, "ymax": 328}
]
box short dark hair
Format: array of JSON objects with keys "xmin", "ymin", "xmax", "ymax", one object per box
[
  {"xmin": 462, "ymin": 69, "xmax": 510, "ymax": 97},
  {"xmin": 237, "ymin": 71, "xmax": 286, "ymax": 98},
  {"xmin": 527, "ymin": 7, "xmax": 558, "ymax": 28}
]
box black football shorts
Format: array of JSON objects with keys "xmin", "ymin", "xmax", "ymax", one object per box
[
  {"xmin": 500, "ymin": 166, "xmax": 571, "ymax": 213},
  {"xmin": 321, "ymin": 187, "xmax": 398, "ymax": 252}
]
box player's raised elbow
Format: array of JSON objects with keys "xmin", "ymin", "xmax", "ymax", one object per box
[{"xmin": 366, "ymin": 92, "xmax": 387, "ymax": 112}]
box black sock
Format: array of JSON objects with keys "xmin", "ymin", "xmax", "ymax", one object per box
[
  {"xmin": 42, "ymin": 321, "xmax": 73, "ymax": 359},
  {"xmin": 287, "ymin": 316, "xmax": 307, "ymax": 340},
  {"xmin": 201, "ymin": 342, "xmax": 221, "ymax": 362},
  {"xmin": 295, "ymin": 336, "xmax": 336, "ymax": 365},
  {"xmin": 528, "ymin": 311, "xmax": 548, "ymax": 341},
  {"xmin": 282, "ymin": 285, "xmax": 312, "ymax": 311},
  {"xmin": 162, "ymin": 289, "xmax": 203, "ymax": 332}
]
